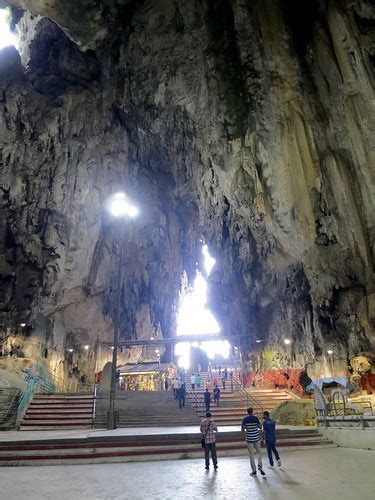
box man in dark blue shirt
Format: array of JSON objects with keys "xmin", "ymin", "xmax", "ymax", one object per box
[
  {"xmin": 204, "ymin": 388, "xmax": 211, "ymax": 412},
  {"xmin": 263, "ymin": 411, "xmax": 281, "ymax": 467},
  {"xmin": 241, "ymin": 408, "xmax": 265, "ymax": 476}
]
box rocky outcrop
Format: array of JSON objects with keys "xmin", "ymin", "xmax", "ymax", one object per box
[{"xmin": 0, "ymin": 0, "xmax": 374, "ymax": 380}]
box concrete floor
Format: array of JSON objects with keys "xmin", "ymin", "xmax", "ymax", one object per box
[{"xmin": 1, "ymin": 447, "xmax": 374, "ymax": 500}]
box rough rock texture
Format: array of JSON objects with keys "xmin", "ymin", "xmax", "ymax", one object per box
[
  {"xmin": 0, "ymin": 0, "xmax": 374, "ymax": 379},
  {"xmin": 272, "ymin": 399, "xmax": 317, "ymax": 426}
]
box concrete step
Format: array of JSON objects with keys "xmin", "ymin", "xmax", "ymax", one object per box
[
  {"xmin": 0, "ymin": 431, "xmax": 335, "ymax": 466},
  {"xmin": 25, "ymin": 409, "xmax": 93, "ymax": 415}
]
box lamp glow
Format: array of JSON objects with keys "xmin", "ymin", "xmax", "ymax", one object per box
[
  {"xmin": 284, "ymin": 338, "xmax": 291, "ymax": 345},
  {"xmin": 20, "ymin": 323, "xmax": 26, "ymax": 327},
  {"xmin": 109, "ymin": 192, "xmax": 138, "ymax": 218},
  {"xmin": 83, "ymin": 345, "xmax": 89, "ymax": 350},
  {"xmin": 327, "ymin": 349, "xmax": 333, "ymax": 355},
  {"xmin": 68, "ymin": 348, "xmax": 74, "ymax": 353}
]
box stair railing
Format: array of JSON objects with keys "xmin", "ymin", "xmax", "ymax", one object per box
[
  {"xmin": 186, "ymin": 388, "xmax": 206, "ymax": 416},
  {"xmin": 232, "ymin": 378, "xmax": 263, "ymax": 415},
  {"xmin": 0, "ymin": 388, "xmax": 20, "ymax": 430}
]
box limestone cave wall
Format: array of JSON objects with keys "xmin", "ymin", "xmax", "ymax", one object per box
[{"xmin": 0, "ymin": 0, "xmax": 374, "ymax": 381}]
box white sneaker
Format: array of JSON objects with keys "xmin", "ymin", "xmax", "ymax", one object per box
[{"xmin": 277, "ymin": 460, "xmax": 281, "ymax": 467}]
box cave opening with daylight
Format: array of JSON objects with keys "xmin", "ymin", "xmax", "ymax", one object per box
[
  {"xmin": 0, "ymin": 8, "xmax": 17, "ymax": 50},
  {"xmin": 175, "ymin": 245, "xmax": 230, "ymax": 370}
]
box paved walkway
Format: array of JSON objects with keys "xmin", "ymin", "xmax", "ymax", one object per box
[
  {"xmin": 0, "ymin": 425, "xmax": 314, "ymax": 442},
  {"xmin": 1, "ymin": 447, "xmax": 374, "ymax": 499}
]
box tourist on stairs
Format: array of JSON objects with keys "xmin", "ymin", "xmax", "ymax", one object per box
[
  {"xmin": 242, "ymin": 407, "xmax": 265, "ymax": 477},
  {"xmin": 213, "ymin": 384, "xmax": 221, "ymax": 406},
  {"xmin": 204, "ymin": 388, "xmax": 211, "ymax": 412},
  {"xmin": 172, "ymin": 377, "xmax": 181, "ymax": 399},
  {"xmin": 196, "ymin": 373, "xmax": 201, "ymax": 389},
  {"xmin": 177, "ymin": 383, "xmax": 186, "ymax": 409},
  {"xmin": 221, "ymin": 374, "xmax": 226, "ymax": 390},
  {"xmin": 191, "ymin": 373, "xmax": 196, "ymax": 391},
  {"xmin": 200, "ymin": 412, "xmax": 218, "ymax": 471},
  {"xmin": 262, "ymin": 411, "xmax": 281, "ymax": 467}
]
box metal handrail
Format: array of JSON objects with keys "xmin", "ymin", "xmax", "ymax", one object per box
[
  {"xmin": 186, "ymin": 388, "xmax": 206, "ymax": 415},
  {"xmin": 0, "ymin": 388, "xmax": 20, "ymax": 429},
  {"xmin": 232, "ymin": 378, "xmax": 263, "ymax": 414}
]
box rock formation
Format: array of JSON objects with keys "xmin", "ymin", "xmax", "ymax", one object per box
[{"xmin": 0, "ymin": 0, "xmax": 374, "ymax": 382}]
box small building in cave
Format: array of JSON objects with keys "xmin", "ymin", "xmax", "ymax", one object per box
[{"xmin": 117, "ymin": 362, "xmax": 177, "ymax": 391}]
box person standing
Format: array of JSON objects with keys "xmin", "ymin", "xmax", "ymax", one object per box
[
  {"xmin": 204, "ymin": 388, "xmax": 211, "ymax": 412},
  {"xmin": 241, "ymin": 407, "xmax": 265, "ymax": 477},
  {"xmin": 196, "ymin": 373, "xmax": 201, "ymax": 389},
  {"xmin": 172, "ymin": 377, "xmax": 181, "ymax": 399},
  {"xmin": 200, "ymin": 412, "xmax": 218, "ymax": 471},
  {"xmin": 177, "ymin": 383, "xmax": 186, "ymax": 409},
  {"xmin": 221, "ymin": 374, "xmax": 226, "ymax": 390},
  {"xmin": 224, "ymin": 367, "xmax": 228, "ymax": 381},
  {"xmin": 213, "ymin": 384, "xmax": 221, "ymax": 406},
  {"xmin": 190, "ymin": 373, "xmax": 196, "ymax": 391},
  {"xmin": 263, "ymin": 411, "xmax": 281, "ymax": 467}
]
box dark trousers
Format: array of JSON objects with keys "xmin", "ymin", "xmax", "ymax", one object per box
[
  {"xmin": 178, "ymin": 397, "xmax": 185, "ymax": 408},
  {"xmin": 204, "ymin": 442, "xmax": 217, "ymax": 467},
  {"xmin": 266, "ymin": 442, "xmax": 280, "ymax": 465},
  {"xmin": 173, "ymin": 388, "xmax": 178, "ymax": 398},
  {"xmin": 205, "ymin": 402, "xmax": 210, "ymax": 412},
  {"xmin": 191, "ymin": 383, "xmax": 195, "ymax": 391},
  {"xmin": 214, "ymin": 396, "xmax": 220, "ymax": 406}
]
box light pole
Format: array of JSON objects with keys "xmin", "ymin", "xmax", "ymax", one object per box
[{"xmin": 106, "ymin": 192, "xmax": 138, "ymax": 430}]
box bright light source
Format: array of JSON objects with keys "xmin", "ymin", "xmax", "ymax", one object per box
[
  {"xmin": 202, "ymin": 245, "xmax": 216, "ymax": 276},
  {"xmin": 327, "ymin": 349, "xmax": 333, "ymax": 355},
  {"xmin": 0, "ymin": 9, "xmax": 17, "ymax": 50},
  {"xmin": 255, "ymin": 339, "xmax": 262, "ymax": 343},
  {"xmin": 201, "ymin": 340, "xmax": 230, "ymax": 360},
  {"xmin": 68, "ymin": 348, "xmax": 74, "ymax": 353},
  {"xmin": 20, "ymin": 323, "xmax": 26, "ymax": 327},
  {"xmin": 83, "ymin": 345, "xmax": 89, "ymax": 350},
  {"xmin": 175, "ymin": 245, "xmax": 223, "ymax": 368},
  {"xmin": 155, "ymin": 349, "xmax": 160, "ymax": 354},
  {"xmin": 110, "ymin": 346, "xmax": 114, "ymax": 350},
  {"xmin": 108, "ymin": 192, "xmax": 138, "ymax": 218},
  {"xmin": 284, "ymin": 339, "xmax": 291, "ymax": 345},
  {"xmin": 177, "ymin": 272, "xmax": 220, "ymax": 336},
  {"xmin": 150, "ymin": 337, "xmax": 154, "ymax": 340}
]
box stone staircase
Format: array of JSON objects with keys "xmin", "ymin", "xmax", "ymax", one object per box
[
  {"xmin": 0, "ymin": 428, "xmax": 335, "ymax": 466},
  {"xmin": 20, "ymin": 394, "xmax": 94, "ymax": 430},
  {"xmin": 246, "ymin": 389, "xmax": 296, "ymax": 413},
  {"xmin": 185, "ymin": 372, "xmax": 296, "ymax": 425},
  {"xmin": 94, "ymin": 390, "xmax": 200, "ymax": 428}
]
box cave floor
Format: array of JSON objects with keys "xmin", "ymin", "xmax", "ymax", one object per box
[{"xmin": 1, "ymin": 447, "xmax": 374, "ymax": 500}]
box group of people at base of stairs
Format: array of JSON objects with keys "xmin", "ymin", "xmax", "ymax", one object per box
[{"xmin": 200, "ymin": 407, "xmax": 281, "ymax": 475}]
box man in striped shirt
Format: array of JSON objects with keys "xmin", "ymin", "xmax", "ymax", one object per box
[{"xmin": 241, "ymin": 407, "xmax": 265, "ymax": 476}]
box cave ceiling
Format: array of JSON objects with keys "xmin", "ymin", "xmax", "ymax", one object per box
[{"xmin": 0, "ymin": 0, "xmax": 374, "ymax": 366}]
